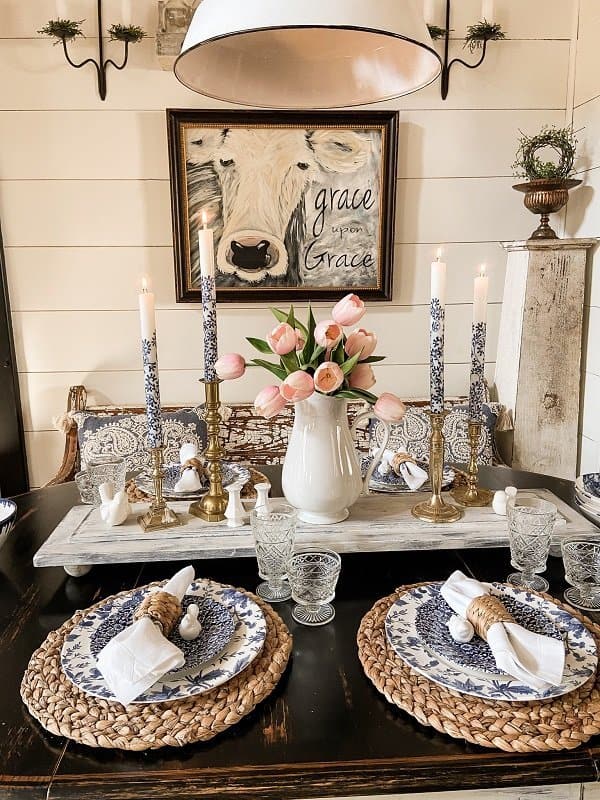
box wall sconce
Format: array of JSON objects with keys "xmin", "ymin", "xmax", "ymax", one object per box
[
  {"xmin": 38, "ymin": 1, "xmax": 146, "ymax": 101},
  {"xmin": 426, "ymin": 0, "xmax": 506, "ymax": 100}
]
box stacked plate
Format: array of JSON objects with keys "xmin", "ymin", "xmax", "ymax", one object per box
[
  {"xmin": 361, "ymin": 455, "xmax": 455, "ymax": 493},
  {"xmin": 60, "ymin": 579, "xmax": 266, "ymax": 703},
  {"xmin": 135, "ymin": 462, "xmax": 251, "ymax": 501},
  {"xmin": 575, "ymin": 473, "xmax": 600, "ymax": 522},
  {"xmin": 385, "ymin": 582, "xmax": 597, "ymax": 701}
]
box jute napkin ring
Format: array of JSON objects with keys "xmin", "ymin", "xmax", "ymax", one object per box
[
  {"xmin": 132, "ymin": 590, "xmax": 182, "ymax": 636},
  {"xmin": 358, "ymin": 582, "xmax": 600, "ymax": 753},
  {"xmin": 466, "ymin": 594, "xmax": 515, "ymax": 640}
]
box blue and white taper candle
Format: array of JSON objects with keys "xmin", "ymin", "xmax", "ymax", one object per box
[
  {"xmin": 138, "ymin": 277, "xmax": 164, "ymax": 449},
  {"xmin": 469, "ymin": 265, "xmax": 489, "ymax": 423},
  {"xmin": 430, "ymin": 249, "xmax": 446, "ymax": 415},
  {"xmin": 199, "ymin": 212, "xmax": 218, "ymax": 382}
]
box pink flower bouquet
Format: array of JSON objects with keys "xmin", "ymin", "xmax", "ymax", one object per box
[{"xmin": 216, "ymin": 294, "xmax": 405, "ymax": 421}]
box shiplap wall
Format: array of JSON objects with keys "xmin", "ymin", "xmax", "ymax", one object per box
[
  {"xmin": 0, "ymin": 0, "xmax": 574, "ymax": 487},
  {"xmin": 566, "ymin": 0, "xmax": 600, "ymax": 475}
]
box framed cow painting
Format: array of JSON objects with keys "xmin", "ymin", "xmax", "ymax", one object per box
[{"xmin": 167, "ymin": 109, "xmax": 398, "ymax": 303}]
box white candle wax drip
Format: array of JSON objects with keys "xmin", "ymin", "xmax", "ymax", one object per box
[
  {"xmin": 138, "ymin": 277, "xmax": 164, "ymax": 449},
  {"xmin": 199, "ymin": 212, "xmax": 218, "ymax": 382},
  {"xmin": 469, "ymin": 266, "xmax": 489, "ymax": 423},
  {"xmin": 430, "ymin": 249, "xmax": 446, "ymax": 415}
]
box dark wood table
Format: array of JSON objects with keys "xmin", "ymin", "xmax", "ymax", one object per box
[{"xmin": 1, "ymin": 466, "xmax": 599, "ymax": 800}]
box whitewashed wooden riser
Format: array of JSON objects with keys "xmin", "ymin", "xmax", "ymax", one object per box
[{"xmin": 33, "ymin": 490, "xmax": 598, "ymax": 568}]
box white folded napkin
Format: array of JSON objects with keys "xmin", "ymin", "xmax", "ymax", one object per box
[
  {"xmin": 377, "ymin": 450, "xmax": 428, "ymax": 491},
  {"xmin": 179, "ymin": 443, "xmax": 198, "ymax": 464},
  {"xmin": 174, "ymin": 468, "xmax": 202, "ymax": 493},
  {"xmin": 440, "ymin": 570, "xmax": 565, "ymax": 691},
  {"xmin": 96, "ymin": 565, "xmax": 194, "ymax": 706}
]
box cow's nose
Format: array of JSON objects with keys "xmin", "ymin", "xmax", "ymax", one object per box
[{"xmin": 230, "ymin": 240, "xmax": 272, "ymax": 270}]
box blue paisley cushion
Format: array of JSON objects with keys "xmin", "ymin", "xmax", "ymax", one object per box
[
  {"xmin": 72, "ymin": 408, "xmax": 208, "ymax": 472},
  {"xmin": 368, "ymin": 403, "xmax": 501, "ymax": 466}
]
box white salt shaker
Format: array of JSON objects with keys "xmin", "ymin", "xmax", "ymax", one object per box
[
  {"xmin": 225, "ymin": 481, "xmax": 248, "ymax": 528},
  {"xmin": 254, "ymin": 482, "xmax": 271, "ymax": 517}
]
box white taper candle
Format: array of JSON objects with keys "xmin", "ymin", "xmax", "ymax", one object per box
[{"xmin": 138, "ymin": 276, "xmax": 164, "ymax": 449}]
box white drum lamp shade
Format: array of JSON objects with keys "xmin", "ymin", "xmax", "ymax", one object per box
[{"xmin": 174, "ymin": 0, "xmax": 442, "ymax": 108}]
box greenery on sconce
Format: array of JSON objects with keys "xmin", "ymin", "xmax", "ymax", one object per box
[
  {"xmin": 512, "ymin": 125, "xmax": 578, "ymax": 181},
  {"xmin": 108, "ymin": 23, "xmax": 147, "ymax": 44},
  {"xmin": 38, "ymin": 19, "xmax": 84, "ymax": 43},
  {"xmin": 427, "ymin": 25, "xmax": 450, "ymax": 41},
  {"xmin": 464, "ymin": 21, "xmax": 506, "ymax": 53}
]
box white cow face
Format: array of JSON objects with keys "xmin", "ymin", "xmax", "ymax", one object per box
[{"xmin": 186, "ymin": 128, "xmax": 372, "ymax": 283}]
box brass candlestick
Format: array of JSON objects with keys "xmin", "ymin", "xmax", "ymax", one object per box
[
  {"xmin": 412, "ymin": 412, "xmax": 464, "ymax": 523},
  {"xmin": 451, "ymin": 420, "xmax": 493, "ymax": 507},
  {"xmin": 137, "ymin": 446, "xmax": 182, "ymax": 532},
  {"xmin": 189, "ymin": 379, "xmax": 228, "ymax": 522}
]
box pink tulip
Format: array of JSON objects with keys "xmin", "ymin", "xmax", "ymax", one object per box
[
  {"xmin": 374, "ymin": 392, "xmax": 406, "ymax": 422},
  {"xmin": 332, "ymin": 294, "xmax": 366, "ymax": 327},
  {"xmin": 314, "ymin": 320, "xmax": 343, "ymax": 350},
  {"xmin": 314, "ymin": 362, "xmax": 344, "ymax": 394},
  {"xmin": 215, "ymin": 353, "xmax": 246, "ymax": 381},
  {"xmin": 254, "ymin": 385, "xmax": 288, "ymax": 419},
  {"xmin": 349, "ymin": 363, "xmax": 376, "ymax": 390},
  {"xmin": 267, "ymin": 322, "xmax": 297, "ymax": 356},
  {"xmin": 295, "ymin": 329, "xmax": 306, "ymax": 352},
  {"xmin": 344, "ymin": 328, "xmax": 377, "ymax": 360},
  {"xmin": 280, "ymin": 370, "xmax": 314, "ymax": 402}
]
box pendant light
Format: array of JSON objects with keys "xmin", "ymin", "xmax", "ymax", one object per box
[{"xmin": 174, "ymin": 0, "xmax": 441, "ymax": 108}]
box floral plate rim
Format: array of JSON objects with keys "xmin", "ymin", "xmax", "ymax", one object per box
[
  {"xmin": 385, "ymin": 582, "xmax": 597, "ymax": 701},
  {"xmin": 61, "ymin": 579, "xmax": 266, "ymax": 703}
]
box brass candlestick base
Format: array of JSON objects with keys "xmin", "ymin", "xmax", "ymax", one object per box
[
  {"xmin": 412, "ymin": 411, "xmax": 464, "ymax": 523},
  {"xmin": 189, "ymin": 379, "xmax": 228, "ymax": 522},
  {"xmin": 452, "ymin": 420, "xmax": 493, "ymax": 508},
  {"xmin": 137, "ymin": 446, "xmax": 182, "ymax": 532}
]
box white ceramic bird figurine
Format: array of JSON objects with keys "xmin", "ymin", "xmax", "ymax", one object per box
[
  {"xmin": 98, "ymin": 483, "xmax": 131, "ymax": 527},
  {"xmin": 492, "ymin": 485, "xmax": 519, "ymax": 516},
  {"xmin": 225, "ymin": 481, "xmax": 248, "ymax": 528},
  {"xmin": 178, "ymin": 603, "xmax": 202, "ymax": 641}
]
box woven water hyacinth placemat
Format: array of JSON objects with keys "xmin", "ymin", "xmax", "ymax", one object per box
[
  {"xmin": 357, "ymin": 583, "xmax": 600, "ymax": 753},
  {"xmin": 21, "ymin": 584, "xmax": 292, "ymax": 751}
]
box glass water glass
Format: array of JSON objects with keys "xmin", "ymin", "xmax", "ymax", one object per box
[
  {"xmin": 250, "ymin": 502, "xmax": 296, "ymax": 603},
  {"xmin": 561, "ymin": 536, "xmax": 600, "ymax": 611},
  {"xmin": 85, "ymin": 455, "xmax": 127, "ymax": 507},
  {"xmin": 287, "ymin": 550, "xmax": 341, "ymax": 626},
  {"xmin": 507, "ymin": 497, "xmax": 557, "ymax": 592},
  {"xmin": 74, "ymin": 470, "xmax": 96, "ymax": 504}
]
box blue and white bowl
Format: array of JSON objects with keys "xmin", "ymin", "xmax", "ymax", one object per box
[{"xmin": 0, "ymin": 499, "xmax": 17, "ymax": 551}]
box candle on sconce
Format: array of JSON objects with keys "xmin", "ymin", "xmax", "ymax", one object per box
[
  {"xmin": 430, "ymin": 248, "xmax": 447, "ymax": 416},
  {"xmin": 481, "ymin": 0, "xmax": 495, "ymax": 20},
  {"xmin": 423, "ymin": 0, "xmax": 438, "ymax": 26},
  {"xmin": 469, "ymin": 265, "xmax": 489, "ymax": 423},
  {"xmin": 138, "ymin": 276, "xmax": 164, "ymax": 449},
  {"xmin": 199, "ymin": 211, "xmax": 219, "ymax": 382},
  {"xmin": 121, "ymin": 0, "xmax": 133, "ymax": 24}
]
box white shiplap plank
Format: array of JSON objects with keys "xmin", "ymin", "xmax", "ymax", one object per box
[
  {"xmin": 396, "ymin": 177, "xmax": 533, "ymax": 243},
  {"xmin": 4, "ymin": 242, "xmax": 507, "ymax": 312},
  {"xmin": 0, "ymin": 175, "xmax": 530, "ymax": 249},
  {"xmin": 580, "ymin": 435, "xmax": 600, "ymax": 475},
  {"xmin": 24, "ymin": 430, "xmax": 63, "ymax": 488},
  {"xmin": 582, "ymin": 371, "xmax": 600, "ymax": 442},
  {"xmin": 564, "ymin": 171, "xmax": 600, "ymax": 240},
  {"xmin": 575, "ymin": 95, "xmax": 600, "ymax": 172},
  {"xmin": 0, "ymin": 111, "xmax": 169, "ymax": 180},
  {"xmin": 1, "ymin": 0, "xmax": 576, "ymax": 41},
  {"xmin": 19, "ymin": 363, "xmax": 496, "ymax": 433},
  {"xmin": 0, "ymin": 38, "xmax": 570, "ymax": 112},
  {"xmin": 0, "ymin": 179, "xmax": 172, "ymax": 247},
  {"xmin": 0, "ymin": 108, "xmax": 564, "ymax": 181},
  {"xmin": 575, "ymin": 5, "xmax": 600, "ymax": 108},
  {"xmin": 12, "ymin": 304, "xmax": 502, "ymax": 373}
]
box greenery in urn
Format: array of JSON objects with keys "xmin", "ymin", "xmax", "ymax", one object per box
[{"xmin": 512, "ymin": 125, "xmax": 578, "ymax": 181}]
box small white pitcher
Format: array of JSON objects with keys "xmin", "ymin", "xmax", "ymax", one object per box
[{"xmin": 281, "ymin": 393, "xmax": 390, "ymax": 525}]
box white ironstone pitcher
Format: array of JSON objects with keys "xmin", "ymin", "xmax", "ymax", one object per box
[{"xmin": 281, "ymin": 392, "xmax": 390, "ymax": 524}]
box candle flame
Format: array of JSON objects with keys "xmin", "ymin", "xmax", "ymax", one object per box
[
  {"xmin": 140, "ymin": 275, "xmax": 152, "ymax": 294},
  {"xmin": 479, "ymin": 264, "xmax": 486, "ymax": 277},
  {"xmin": 436, "ymin": 248, "xmax": 443, "ymax": 261},
  {"xmin": 202, "ymin": 210, "xmax": 209, "ymax": 229}
]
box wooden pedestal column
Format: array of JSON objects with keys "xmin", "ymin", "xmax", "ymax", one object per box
[{"xmin": 494, "ymin": 239, "xmax": 597, "ymax": 480}]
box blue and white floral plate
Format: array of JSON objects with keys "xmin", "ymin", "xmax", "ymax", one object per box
[
  {"xmin": 360, "ymin": 455, "xmax": 454, "ymax": 493},
  {"xmin": 385, "ymin": 582, "xmax": 597, "ymax": 701},
  {"xmin": 136, "ymin": 462, "xmax": 251, "ymax": 500},
  {"xmin": 61, "ymin": 579, "xmax": 266, "ymax": 703}
]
